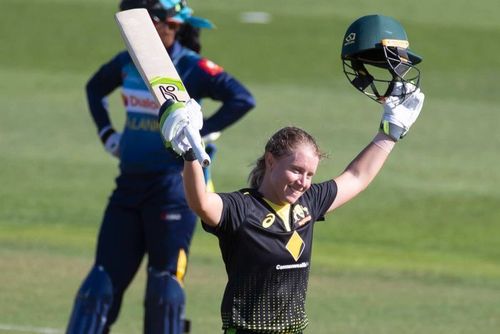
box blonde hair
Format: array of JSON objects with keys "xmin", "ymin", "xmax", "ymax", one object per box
[{"xmin": 248, "ymin": 126, "xmax": 324, "ymax": 188}]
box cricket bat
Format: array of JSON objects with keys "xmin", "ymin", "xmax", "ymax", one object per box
[{"xmin": 115, "ymin": 8, "xmax": 210, "ymax": 167}]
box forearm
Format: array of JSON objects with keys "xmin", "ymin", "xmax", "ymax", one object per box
[
  {"xmin": 331, "ymin": 133, "xmax": 395, "ymax": 210},
  {"xmin": 183, "ymin": 160, "xmax": 208, "ymax": 213},
  {"xmin": 330, "ymin": 81, "xmax": 424, "ymax": 212},
  {"xmin": 183, "ymin": 160, "xmax": 222, "ymax": 226},
  {"xmin": 86, "ymin": 54, "xmax": 125, "ymax": 133},
  {"xmin": 344, "ymin": 133, "xmax": 395, "ymax": 185},
  {"xmin": 86, "ymin": 81, "xmax": 113, "ymax": 132}
]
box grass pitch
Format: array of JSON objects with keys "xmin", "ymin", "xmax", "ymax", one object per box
[{"xmin": 1, "ymin": 0, "xmax": 500, "ymax": 333}]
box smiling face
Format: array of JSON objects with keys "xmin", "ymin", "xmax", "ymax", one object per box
[{"xmin": 261, "ymin": 143, "xmax": 320, "ymax": 205}]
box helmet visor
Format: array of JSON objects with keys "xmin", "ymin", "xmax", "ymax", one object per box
[{"xmin": 343, "ymin": 57, "xmax": 420, "ymax": 103}]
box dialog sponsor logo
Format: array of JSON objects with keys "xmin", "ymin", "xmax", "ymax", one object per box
[
  {"xmin": 124, "ymin": 95, "xmax": 158, "ymax": 109},
  {"xmin": 122, "ymin": 88, "xmax": 160, "ymax": 115}
]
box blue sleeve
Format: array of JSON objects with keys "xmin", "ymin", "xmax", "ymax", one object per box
[
  {"xmin": 180, "ymin": 57, "xmax": 255, "ymax": 136},
  {"xmin": 200, "ymin": 72, "xmax": 256, "ymax": 136},
  {"xmin": 86, "ymin": 51, "xmax": 129, "ymax": 133}
]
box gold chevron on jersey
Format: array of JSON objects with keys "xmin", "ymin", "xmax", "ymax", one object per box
[{"xmin": 285, "ymin": 231, "xmax": 305, "ymax": 261}]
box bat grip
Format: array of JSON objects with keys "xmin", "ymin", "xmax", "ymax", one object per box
[{"xmin": 184, "ymin": 125, "xmax": 211, "ymax": 167}]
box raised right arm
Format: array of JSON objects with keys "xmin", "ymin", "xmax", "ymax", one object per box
[{"xmin": 183, "ymin": 157, "xmax": 223, "ymax": 227}]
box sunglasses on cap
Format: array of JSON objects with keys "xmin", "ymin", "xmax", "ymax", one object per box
[{"xmin": 150, "ymin": 9, "xmax": 182, "ymax": 28}]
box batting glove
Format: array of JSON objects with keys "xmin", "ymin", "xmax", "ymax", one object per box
[
  {"xmin": 380, "ymin": 82, "xmax": 425, "ymax": 141},
  {"xmin": 159, "ymin": 99, "xmax": 203, "ymax": 156},
  {"xmin": 202, "ymin": 131, "xmax": 221, "ymax": 144},
  {"xmin": 99, "ymin": 126, "xmax": 121, "ymax": 158}
]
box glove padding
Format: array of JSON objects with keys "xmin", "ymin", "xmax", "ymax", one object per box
[
  {"xmin": 380, "ymin": 82, "xmax": 425, "ymax": 141},
  {"xmin": 159, "ymin": 99, "xmax": 203, "ymax": 156}
]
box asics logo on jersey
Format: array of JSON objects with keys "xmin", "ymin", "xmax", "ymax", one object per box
[{"xmin": 261, "ymin": 213, "xmax": 275, "ymax": 228}]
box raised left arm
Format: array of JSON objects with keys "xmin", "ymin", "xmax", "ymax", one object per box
[
  {"xmin": 328, "ymin": 85, "xmax": 425, "ymax": 212},
  {"xmin": 330, "ymin": 134, "xmax": 395, "ymax": 211}
]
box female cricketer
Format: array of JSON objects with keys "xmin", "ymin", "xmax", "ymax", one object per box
[
  {"xmin": 158, "ymin": 12, "xmax": 425, "ymax": 334},
  {"xmin": 161, "ymin": 80, "xmax": 424, "ymax": 333},
  {"xmin": 159, "ymin": 12, "xmax": 424, "ymax": 334}
]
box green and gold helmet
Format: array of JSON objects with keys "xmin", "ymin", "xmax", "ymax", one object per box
[{"xmin": 341, "ymin": 14, "xmax": 422, "ymax": 103}]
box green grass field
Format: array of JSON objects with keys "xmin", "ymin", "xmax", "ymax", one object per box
[{"xmin": 1, "ymin": 0, "xmax": 500, "ymax": 333}]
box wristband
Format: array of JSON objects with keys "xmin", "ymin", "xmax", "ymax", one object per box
[
  {"xmin": 379, "ymin": 121, "xmax": 405, "ymax": 141},
  {"xmin": 182, "ymin": 148, "xmax": 197, "ymax": 162},
  {"xmin": 99, "ymin": 126, "xmax": 116, "ymax": 144}
]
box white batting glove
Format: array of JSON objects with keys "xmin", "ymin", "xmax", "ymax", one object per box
[
  {"xmin": 202, "ymin": 131, "xmax": 221, "ymax": 144},
  {"xmin": 99, "ymin": 127, "xmax": 121, "ymax": 158},
  {"xmin": 380, "ymin": 82, "xmax": 425, "ymax": 141},
  {"xmin": 159, "ymin": 99, "xmax": 203, "ymax": 156},
  {"xmin": 170, "ymin": 131, "xmax": 192, "ymax": 156}
]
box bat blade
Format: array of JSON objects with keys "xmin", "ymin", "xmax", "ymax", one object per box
[
  {"xmin": 114, "ymin": 8, "xmax": 210, "ymax": 167},
  {"xmin": 115, "ymin": 8, "xmax": 189, "ymax": 104}
]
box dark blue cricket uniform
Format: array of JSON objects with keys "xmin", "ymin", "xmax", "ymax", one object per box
[{"xmin": 85, "ymin": 40, "xmax": 255, "ymax": 327}]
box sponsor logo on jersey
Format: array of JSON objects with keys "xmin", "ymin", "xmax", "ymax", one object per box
[
  {"xmin": 160, "ymin": 211, "xmax": 182, "ymax": 221},
  {"xmin": 285, "ymin": 231, "xmax": 305, "ymax": 262},
  {"xmin": 276, "ymin": 262, "xmax": 309, "ymax": 270},
  {"xmin": 126, "ymin": 116, "xmax": 159, "ymax": 132},
  {"xmin": 198, "ymin": 58, "xmax": 224, "ymax": 76},
  {"xmin": 122, "ymin": 88, "xmax": 160, "ymax": 115},
  {"xmin": 293, "ymin": 205, "xmax": 311, "ymax": 227},
  {"xmin": 261, "ymin": 213, "xmax": 275, "ymax": 228}
]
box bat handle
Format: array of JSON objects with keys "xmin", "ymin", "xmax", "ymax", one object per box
[{"xmin": 184, "ymin": 125, "xmax": 211, "ymax": 167}]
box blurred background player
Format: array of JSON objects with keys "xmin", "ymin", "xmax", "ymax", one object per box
[{"xmin": 66, "ymin": 0, "xmax": 255, "ymax": 333}]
